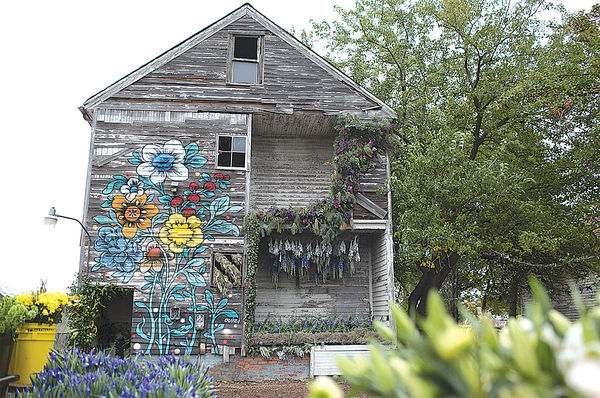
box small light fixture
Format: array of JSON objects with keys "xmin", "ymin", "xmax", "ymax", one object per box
[{"xmin": 43, "ymin": 207, "xmax": 58, "ymax": 227}]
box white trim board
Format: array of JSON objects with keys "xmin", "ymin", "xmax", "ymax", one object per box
[
  {"xmin": 351, "ymin": 219, "xmax": 387, "ymax": 230},
  {"xmin": 310, "ymin": 345, "xmax": 370, "ymax": 377},
  {"xmin": 80, "ymin": 4, "xmax": 396, "ymax": 119}
]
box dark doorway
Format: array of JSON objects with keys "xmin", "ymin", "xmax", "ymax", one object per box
[{"xmin": 97, "ymin": 288, "xmax": 133, "ymax": 357}]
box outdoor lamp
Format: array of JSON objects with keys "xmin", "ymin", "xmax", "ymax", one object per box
[
  {"xmin": 43, "ymin": 206, "xmax": 92, "ymax": 271},
  {"xmin": 43, "ymin": 206, "xmax": 91, "ymax": 239},
  {"xmin": 43, "ymin": 206, "xmax": 59, "ymax": 227}
]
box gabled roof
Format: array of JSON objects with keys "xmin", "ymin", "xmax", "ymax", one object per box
[{"xmin": 80, "ymin": 3, "xmax": 396, "ymax": 118}]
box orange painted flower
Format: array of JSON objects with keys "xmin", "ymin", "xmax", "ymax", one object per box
[{"xmin": 111, "ymin": 194, "xmax": 158, "ymax": 238}]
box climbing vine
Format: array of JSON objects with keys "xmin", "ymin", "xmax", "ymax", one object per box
[
  {"xmin": 243, "ymin": 215, "xmax": 260, "ymax": 352},
  {"xmin": 67, "ymin": 274, "xmax": 127, "ymax": 352},
  {"xmin": 242, "ymin": 117, "xmax": 394, "ymax": 349}
]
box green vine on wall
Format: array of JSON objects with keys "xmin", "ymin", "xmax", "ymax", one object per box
[
  {"xmin": 242, "ymin": 117, "xmax": 394, "ymax": 350},
  {"xmin": 243, "ymin": 215, "xmax": 261, "ymax": 353},
  {"xmin": 67, "ymin": 274, "xmax": 128, "ymax": 352}
]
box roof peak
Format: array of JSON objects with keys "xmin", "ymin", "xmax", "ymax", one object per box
[{"xmin": 80, "ymin": 4, "xmax": 395, "ymax": 118}]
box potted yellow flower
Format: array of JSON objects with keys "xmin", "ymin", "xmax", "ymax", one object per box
[
  {"xmin": 0, "ymin": 297, "xmax": 36, "ymax": 378},
  {"xmin": 8, "ymin": 291, "xmax": 70, "ymax": 385}
]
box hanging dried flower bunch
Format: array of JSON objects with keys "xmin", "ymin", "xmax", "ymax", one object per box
[{"xmin": 268, "ymin": 236, "xmax": 360, "ymax": 285}]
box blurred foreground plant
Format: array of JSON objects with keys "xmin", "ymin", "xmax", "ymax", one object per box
[{"xmin": 310, "ymin": 278, "xmax": 600, "ymax": 397}]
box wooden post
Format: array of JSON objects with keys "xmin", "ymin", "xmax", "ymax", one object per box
[{"xmin": 222, "ymin": 345, "xmax": 230, "ymax": 363}]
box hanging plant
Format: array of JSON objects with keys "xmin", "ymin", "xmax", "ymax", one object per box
[
  {"xmin": 248, "ymin": 117, "xmax": 394, "ymax": 244},
  {"xmin": 267, "ymin": 236, "xmax": 361, "ymax": 283}
]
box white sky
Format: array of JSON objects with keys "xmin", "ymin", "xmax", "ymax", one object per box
[{"xmin": 0, "ymin": 0, "xmax": 594, "ymax": 294}]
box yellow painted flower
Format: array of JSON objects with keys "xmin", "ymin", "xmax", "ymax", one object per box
[
  {"xmin": 112, "ymin": 194, "xmax": 158, "ymax": 239},
  {"xmin": 159, "ymin": 213, "xmax": 204, "ymax": 253}
]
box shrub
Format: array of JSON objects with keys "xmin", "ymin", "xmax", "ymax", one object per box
[
  {"xmin": 67, "ymin": 275, "xmax": 128, "ymax": 352},
  {"xmin": 22, "ymin": 350, "xmax": 216, "ymax": 398},
  {"xmin": 0, "ymin": 297, "xmax": 36, "ymax": 337},
  {"xmin": 310, "ymin": 278, "xmax": 600, "ymax": 398}
]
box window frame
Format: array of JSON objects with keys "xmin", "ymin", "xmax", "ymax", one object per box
[
  {"xmin": 210, "ymin": 251, "xmax": 244, "ymax": 291},
  {"xmin": 215, "ymin": 133, "xmax": 248, "ymax": 171},
  {"xmin": 227, "ymin": 34, "xmax": 264, "ymax": 85}
]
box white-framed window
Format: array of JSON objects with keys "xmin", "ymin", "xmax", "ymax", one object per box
[
  {"xmin": 216, "ymin": 135, "xmax": 246, "ymax": 169},
  {"xmin": 228, "ymin": 35, "xmax": 262, "ymax": 84}
]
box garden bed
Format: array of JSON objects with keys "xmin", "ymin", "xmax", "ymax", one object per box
[{"xmin": 251, "ymin": 328, "xmax": 376, "ymax": 346}]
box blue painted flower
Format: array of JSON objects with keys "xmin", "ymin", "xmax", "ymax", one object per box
[
  {"xmin": 94, "ymin": 226, "xmax": 143, "ymax": 277},
  {"xmin": 137, "ymin": 139, "xmax": 188, "ymax": 184}
]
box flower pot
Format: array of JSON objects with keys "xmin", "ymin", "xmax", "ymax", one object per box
[
  {"xmin": 0, "ymin": 332, "xmax": 14, "ymax": 378},
  {"xmin": 8, "ymin": 323, "xmax": 57, "ymax": 385}
]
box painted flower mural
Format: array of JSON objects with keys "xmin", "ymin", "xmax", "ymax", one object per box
[
  {"xmin": 93, "ymin": 226, "xmax": 143, "ymax": 282},
  {"xmin": 159, "ymin": 213, "xmax": 204, "ymax": 253},
  {"xmin": 139, "ymin": 244, "xmax": 165, "ymax": 273},
  {"xmin": 136, "ymin": 139, "xmax": 191, "ymax": 184},
  {"xmin": 112, "ymin": 194, "xmax": 158, "ymax": 238},
  {"xmin": 93, "ymin": 140, "xmax": 242, "ymax": 355},
  {"xmin": 120, "ymin": 178, "xmax": 145, "ymax": 201}
]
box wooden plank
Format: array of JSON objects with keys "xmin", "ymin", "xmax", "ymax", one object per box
[{"xmin": 356, "ymin": 193, "xmax": 387, "ymax": 219}]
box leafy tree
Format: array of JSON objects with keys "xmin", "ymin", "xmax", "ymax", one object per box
[{"xmin": 311, "ymin": 0, "xmax": 599, "ymax": 315}]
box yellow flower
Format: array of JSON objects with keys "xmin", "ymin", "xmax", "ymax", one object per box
[
  {"xmin": 159, "ymin": 213, "xmax": 204, "ymax": 253},
  {"xmin": 432, "ymin": 325, "xmax": 475, "ymax": 360},
  {"xmin": 15, "ymin": 293, "xmax": 34, "ymax": 307},
  {"xmin": 309, "ymin": 377, "xmax": 343, "ymax": 398}
]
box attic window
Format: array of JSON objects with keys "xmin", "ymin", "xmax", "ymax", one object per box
[{"xmin": 229, "ymin": 36, "xmax": 262, "ymax": 84}]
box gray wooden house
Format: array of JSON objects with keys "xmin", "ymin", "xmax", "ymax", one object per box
[{"xmin": 79, "ymin": 3, "xmax": 395, "ymax": 359}]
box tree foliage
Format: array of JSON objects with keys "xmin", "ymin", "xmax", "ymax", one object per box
[{"xmin": 311, "ymin": 0, "xmax": 599, "ymax": 314}]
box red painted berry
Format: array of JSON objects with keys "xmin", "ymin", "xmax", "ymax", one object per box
[
  {"xmin": 188, "ymin": 193, "xmax": 200, "ymax": 203},
  {"xmin": 182, "ymin": 208, "xmax": 196, "ymax": 217},
  {"xmin": 170, "ymin": 196, "xmax": 183, "ymax": 207},
  {"xmin": 189, "ymin": 181, "xmax": 200, "ymax": 191},
  {"xmin": 204, "ymin": 181, "xmax": 216, "ymax": 191}
]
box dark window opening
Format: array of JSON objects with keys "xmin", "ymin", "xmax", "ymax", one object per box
[
  {"xmin": 230, "ymin": 36, "xmax": 261, "ymax": 84},
  {"xmin": 234, "ymin": 37, "xmax": 258, "ymax": 60},
  {"xmin": 217, "ymin": 136, "xmax": 246, "ymax": 169}
]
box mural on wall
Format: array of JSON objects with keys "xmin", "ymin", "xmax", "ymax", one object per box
[{"xmin": 93, "ymin": 139, "xmax": 242, "ymax": 355}]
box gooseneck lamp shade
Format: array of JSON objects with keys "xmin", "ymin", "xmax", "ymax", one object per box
[{"xmin": 43, "ymin": 206, "xmax": 58, "ymax": 227}]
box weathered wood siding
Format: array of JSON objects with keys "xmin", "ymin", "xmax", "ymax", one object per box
[
  {"xmin": 250, "ymin": 134, "xmax": 334, "ymax": 210},
  {"xmin": 552, "ymin": 274, "xmax": 599, "ymax": 320},
  {"xmin": 101, "ymin": 15, "xmax": 378, "ymax": 114},
  {"xmin": 254, "ymin": 235, "xmax": 371, "ymax": 322},
  {"xmin": 353, "ymin": 155, "xmax": 389, "ymax": 220},
  {"xmin": 371, "ymin": 231, "xmax": 390, "ymax": 321},
  {"xmin": 85, "ymin": 109, "xmax": 248, "ymax": 355}
]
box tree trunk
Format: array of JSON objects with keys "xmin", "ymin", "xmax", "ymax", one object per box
[
  {"xmin": 408, "ymin": 253, "xmax": 460, "ymax": 316},
  {"xmin": 508, "ymin": 271, "xmax": 523, "ymax": 317}
]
